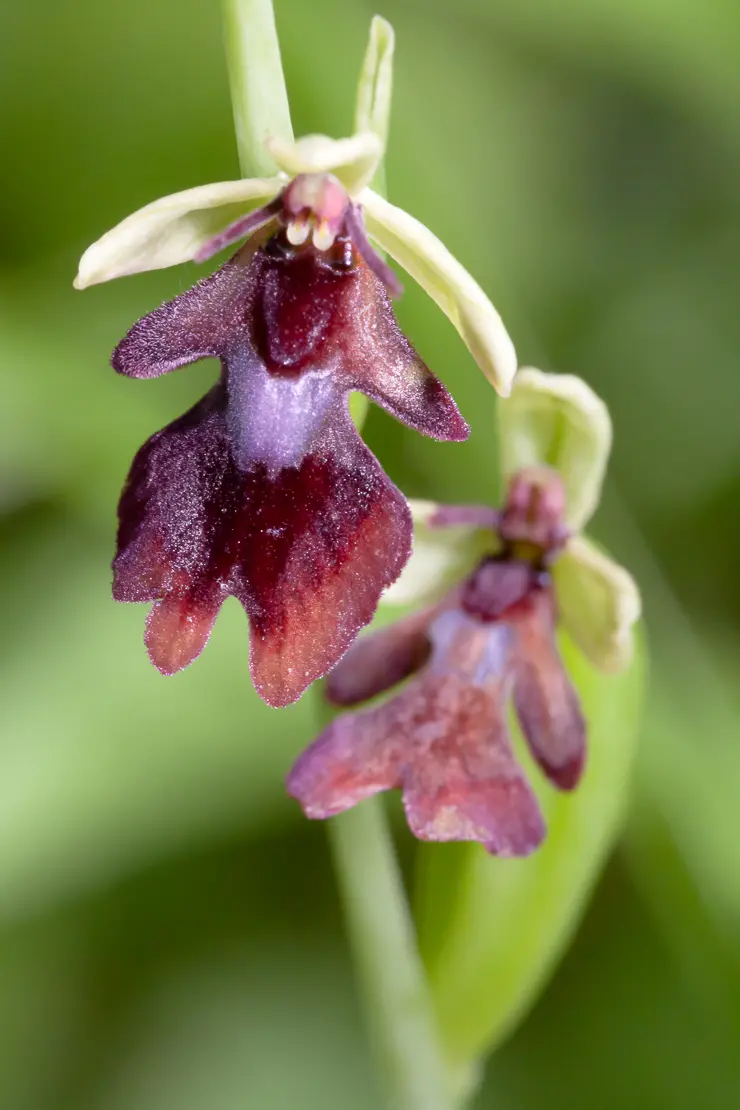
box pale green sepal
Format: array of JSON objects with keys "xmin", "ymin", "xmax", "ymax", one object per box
[
  {"xmin": 74, "ymin": 177, "xmax": 284, "ymax": 289},
  {"xmin": 498, "ymin": 367, "xmax": 612, "ymax": 530},
  {"xmin": 554, "ymin": 535, "xmax": 641, "ymax": 673},
  {"xmin": 381, "ymin": 500, "xmax": 491, "ymax": 608},
  {"xmin": 354, "ymin": 17, "xmax": 395, "ymax": 152},
  {"xmin": 265, "ymin": 132, "xmax": 382, "ymax": 196},
  {"xmin": 415, "ymin": 628, "xmax": 645, "ymax": 1080},
  {"xmin": 361, "ymin": 189, "xmax": 517, "ymax": 397}
]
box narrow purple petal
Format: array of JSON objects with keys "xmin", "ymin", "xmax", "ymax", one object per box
[
  {"xmin": 311, "ymin": 258, "xmax": 468, "ymax": 443},
  {"xmin": 345, "ymin": 202, "xmax": 403, "ymax": 298},
  {"xmin": 325, "ymin": 605, "xmax": 439, "ymax": 707},
  {"xmin": 510, "ymin": 587, "xmax": 586, "ymax": 790},
  {"xmin": 193, "ymin": 199, "xmax": 283, "ymax": 263},
  {"xmin": 429, "ymin": 505, "xmax": 500, "ymax": 531}
]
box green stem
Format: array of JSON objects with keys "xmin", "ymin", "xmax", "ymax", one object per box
[
  {"xmin": 328, "ymin": 798, "xmax": 456, "ymax": 1110},
  {"xmin": 221, "ymin": 5, "xmax": 452, "ymax": 1104},
  {"xmin": 221, "ymin": 0, "xmax": 293, "ymax": 177}
]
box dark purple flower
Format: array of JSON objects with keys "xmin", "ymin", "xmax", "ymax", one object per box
[
  {"xmin": 112, "ymin": 183, "xmax": 467, "ymax": 707},
  {"xmin": 287, "ymin": 468, "xmax": 586, "ymax": 856}
]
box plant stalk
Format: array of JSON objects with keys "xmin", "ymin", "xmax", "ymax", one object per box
[
  {"xmin": 328, "ymin": 799, "xmax": 456, "ymax": 1110},
  {"xmin": 221, "ymin": 5, "xmax": 454, "ymax": 1105},
  {"xmin": 222, "ymin": 0, "xmax": 293, "ymax": 177}
]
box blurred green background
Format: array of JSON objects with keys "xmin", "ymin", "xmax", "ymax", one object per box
[{"xmin": 2, "ymin": 0, "xmax": 740, "ymax": 1106}]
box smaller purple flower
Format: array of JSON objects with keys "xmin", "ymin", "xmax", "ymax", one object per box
[
  {"xmin": 288, "ymin": 369, "xmax": 642, "ymax": 855},
  {"xmin": 288, "ymin": 467, "xmax": 585, "ymax": 857}
]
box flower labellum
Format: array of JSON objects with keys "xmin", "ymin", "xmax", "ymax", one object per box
[
  {"xmin": 112, "ymin": 177, "xmax": 468, "ymax": 707},
  {"xmin": 288, "ymin": 467, "xmax": 587, "ymax": 856}
]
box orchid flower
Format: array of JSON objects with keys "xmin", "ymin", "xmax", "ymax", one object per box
[
  {"xmin": 288, "ymin": 369, "xmax": 641, "ymax": 855},
  {"xmin": 74, "ymin": 18, "xmax": 517, "ymax": 708}
]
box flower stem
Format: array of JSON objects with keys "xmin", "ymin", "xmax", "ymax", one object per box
[
  {"xmin": 221, "ymin": 0, "xmax": 293, "ymax": 177},
  {"xmin": 221, "ymin": 4, "xmax": 453, "ymax": 1104},
  {"xmin": 327, "ymin": 798, "xmax": 457, "ymax": 1110}
]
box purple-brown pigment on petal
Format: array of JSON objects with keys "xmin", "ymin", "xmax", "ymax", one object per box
[
  {"xmin": 344, "ymin": 202, "xmax": 403, "ymax": 297},
  {"xmin": 252, "ymin": 239, "xmax": 467, "ymax": 441},
  {"xmin": 461, "ymin": 557, "xmax": 539, "ymax": 622},
  {"xmin": 112, "ymin": 231, "xmax": 467, "ymax": 704},
  {"xmin": 325, "ymin": 603, "xmax": 441, "ymax": 707},
  {"xmin": 244, "ymin": 435, "xmax": 412, "ymax": 707},
  {"xmin": 112, "ymin": 250, "xmax": 258, "ymax": 379},
  {"xmin": 145, "ymin": 593, "xmax": 220, "ymax": 676},
  {"xmin": 509, "ymin": 587, "xmax": 586, "ymax": 790},
  {"xmin": 288, "ymin": 607, "xmax": 546, "ymax": 857},
  {"xmin": 429, "ymin": 504, "xmax": 500, "ymax": 530},
  {"xmin": 498, "ymin": 466, "xmax": 570, "ymax": 560},
  {"xmin": 194, "ymin": 200, "xmax": 283, "ymax": 264},
  {"xmin": 113, "ymin": 376, "xmax": 412, "ymax": 705}
]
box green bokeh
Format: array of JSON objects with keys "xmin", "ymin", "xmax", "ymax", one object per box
[{"xmin": 1, "ymin": 0, "xmax": 739, "ymax": 1106}]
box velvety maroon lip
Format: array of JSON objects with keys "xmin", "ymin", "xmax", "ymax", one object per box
[{"xmin": 111, "ymin": 234, "xmax": 468, "ymax": 706}]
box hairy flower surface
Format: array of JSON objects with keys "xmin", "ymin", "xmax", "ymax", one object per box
[
  {"xmin": 288, "ymin": 371, "xmax": 641, "ymax": 853},
  {"xmin": 111, "ymin": 225, "xmax": 467, "ymax": 707}
]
